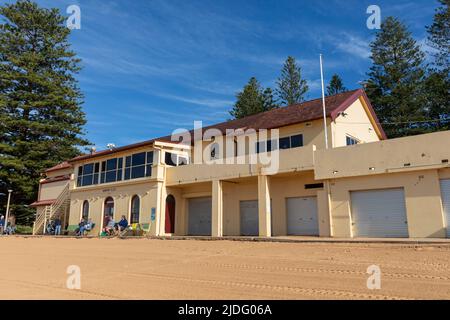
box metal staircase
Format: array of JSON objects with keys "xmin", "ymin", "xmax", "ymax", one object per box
[{"xmin": 33, "ymin": 182, "xmax": 70, "ymax": 235}]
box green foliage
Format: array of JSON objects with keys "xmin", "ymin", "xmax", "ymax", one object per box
[
  {"xmin": 0, "ymin": 1, "xmax": 89, "ymax": 224},
  {"xmin": 427, "ymin": 0, "xmax": 450, "ymax": 72},
  {"xmin": 230, "ymin": 77, "xmax": 278, "ymax": 119},
  {"xmin": 276, "ymin": 56, "xmax": 309, "ymax": 105},
  {"xmin": 365, "ymin": 17, "xmax": 427, "ymax": 138},
  {"xmin": 327, "ymin": 74, "xmax": 347, "ymax": 96},
  {"xmin": 15, "ymin": 224, "xmax": 33, "ymax": 234}
]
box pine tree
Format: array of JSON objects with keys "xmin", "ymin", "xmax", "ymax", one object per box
[
  {"xmin": 276, "ymin": 56, "xmax": 308, "ymax": 105},
  {"xmin": 326, "ymin": 74, "xmax": 347, "ymax": 96},
  {"xmin": 427, "ymin": 0, "xmax": 450, "ymax": 72},
  {"xmin": 262, "ymin": 88, "xmax": 279, "ymax": 111},
  {"xmin": 229, "ymin": 77, "xmax": 277, "ymax": 119},
  {"xmin": 365, "ymin": 17, "xmax": 427, "ymax": 138},
  {"xmin": 0, "ymin": 1, "xmax": 90, "ymax": 224},
  {"xmin": 423, "ymin": 0, "xmax": 450, "ymax": 131}
]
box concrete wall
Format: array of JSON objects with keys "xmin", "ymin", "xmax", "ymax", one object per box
[
  {"xmin": 328, "ymin": 170, "xmax": 446, "ymax": 238},
  {"xmin": 331, "ymin": 98, "xmax": 380, "ymax": 147},
  {"xmin": 39, "ymin": 179, "xmax": 69, "ymax": 201}
]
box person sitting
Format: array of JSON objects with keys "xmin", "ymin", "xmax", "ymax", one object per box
[
  {"xmin": 76, "ymin": 218, "xmax": 86, "ymax": 236},
  {"xmin": 105, "ymin": 216, "xmax": 115, "ymax": 235},
  {"xmin": 83, "ymin": 218, "xmax": 93, "ymax": 235},
  {"xmin": 115, "ymin": 215, "xmax": 129, "ymax": 234}
]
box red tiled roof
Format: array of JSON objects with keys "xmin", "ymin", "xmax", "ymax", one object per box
[
  {"xmin": 67, "ymin": 89, "xmax": 386, "ymax": 163},
  {"xmin": 40, "ymin": 175, "xmax": 71, "ymax": 185},
  {"xmin": 45, "ymin": 161, "xmax": 72, "ymax": 173},
  {"xmin": 30, "ymin": 199, "xmax": 56, "ymax": 207}
]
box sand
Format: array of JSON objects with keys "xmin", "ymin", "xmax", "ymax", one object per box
[{"xmin": 0, "ymin": 237, "xmax": 449, "ymax": 300}]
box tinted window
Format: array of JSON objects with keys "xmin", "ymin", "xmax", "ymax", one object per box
[
  {"xmin": 279, "ymin": 137, "xmax": 290, "ymax": 149},
  {"xmin": 83, "ymin": 163, "xmax": 94, "ymax": 175},
  {"xmin": 291, "ymin": 134, "xmax": 303, "ymax": 148},
  {"xmin": 131, "ymin": 165, "xmax": 145, "ymax": 179},
  {"xmin": 132, "ymin": 152, "xmax": 146, "ymax": 166},
  {"xmin": 106, "ymin": 158, "xmax": 117, "ymax": 171},
  {"xmin": 165, "ymin": 152, "xmax": 176, "ymax": 166}
]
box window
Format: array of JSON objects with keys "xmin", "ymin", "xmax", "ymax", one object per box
[
  {"xmin": 165, "ymin": 152, "xmax": 188, "ymax": 166},
  {"xmin": 77, "ymin": 163, "xmax": 99, "ymax": 187},
  {"xmin": 77, "ymin": 151, "xmax": 154, "ymax": 187},
  {"xmin": 346, "ymin": 136, "xmax": 359, "ymax": 146},
  {"xmin": 256, "ymin": 134, "xmax": 304, "ymax": 154},
  {"xmin": 165, "ymin": 152, "xmax": 177, "ymax": 166},
  {"xmin": 125, "ymin": 151, "xmax": 153, "ymax": 180},
  {"xmin": 82, "ymin": 200, "xmax": 89, "ymax": 220},
  {"xmin": 130, "ymin": 195, "xmax": 140, "ymax": 224},
  {"xmin": 290, "ymin": 134, "xmax": 303, "ymax": 148}
]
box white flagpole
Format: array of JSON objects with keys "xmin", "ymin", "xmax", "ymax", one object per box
[{"xmin": 320, "ymin": 54, "xmax": 329, "ymax": 149}]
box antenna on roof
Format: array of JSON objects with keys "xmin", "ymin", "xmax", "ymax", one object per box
[
  {"xmin": 89, "ymin": 146, "xmax": 97, "ymax": 154},
  {"xmin": 320, "ymin": 54, "xmax": 329, "ymax": 150}
]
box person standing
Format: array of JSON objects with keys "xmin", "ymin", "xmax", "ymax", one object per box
[
  {"xmin": 0, "ymin": 215, "xmax": 5, "ymax": 235},
  {"xmin": 54, "ymin": 216, "xmax": 62, "ymax": 235}
]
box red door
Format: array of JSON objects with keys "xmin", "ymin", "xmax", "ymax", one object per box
[{"xmin": 165, "ymin": 195, "xmax": 176, "ymax": 234}]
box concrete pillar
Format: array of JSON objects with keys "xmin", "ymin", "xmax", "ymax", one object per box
[
  {"xmin": 211, "ymin": 180, "xmax": 223, "ymax": 237},
  {"xmin": 258, "ymin": 175, "xmax": 271, "ymax": 237},
  {"xmin": 317, "ymin": 181, "xmax": 332, "ymax": 237}
]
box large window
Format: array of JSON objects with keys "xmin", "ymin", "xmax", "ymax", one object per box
[
  {"xmin": 130, "ymin": 195, "xmax": 140, "ymax": 224},
  {"xmin": 125, "ymin": 151, "xmax": 153, "ymax": 180},
  {"xmin": 77, "ymin": 151, "xmax": 154, "ymax": 187},
  {"xmin": 257, "ymin": 134, "xmax": 303, "ymax": 153},
  {"xmin": 165, "ymin": 152, "xmax": 189, "ymax": 166}
]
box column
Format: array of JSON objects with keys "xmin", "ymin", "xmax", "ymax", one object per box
[
  {"xmin": 258, "ymin": 175, "xmax": 271, "ymax": 237},
  {"xmin": 211, "ymin": 180, "xmax": 223, "ymax": 237}
]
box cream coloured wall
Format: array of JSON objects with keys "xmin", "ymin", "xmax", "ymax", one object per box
[
  {"xmin": 39, "ymin": 180, "xmax": 69, "ymax": 201},
  {"xmin": 331, "ymin": 98, "xmax": 380, "ymax": 147},
  {"xmin": 68, "ymin": 180, "xmax": 159, "ymax": 235},
  {"xmin": 328, "ymin": 169, "xmax": 446, "ymax": 238}
]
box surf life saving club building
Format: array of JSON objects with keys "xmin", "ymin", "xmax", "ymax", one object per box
[{"xmin": 31, "ymin": 89, "xmax": 450, "ymax": 239}]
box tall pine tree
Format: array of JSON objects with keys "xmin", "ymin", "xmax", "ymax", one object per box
[
  {"xmin": 276, "ymin": 56, "xmax": 308, "ymax": 105},
  {"xmin": 423, "ymin": 0, "xmax": 450, "ymax": 131},
  {"xmin": 326, "ymin": 74, "xmax": 347, "ymax": 96},
  {"xmin": 230, "ymin": 77, "xmax": 278, "ymax": 119},
  {"xmin": 0, "ymin": 0, "xmax": 89, "ymax": 224},
  {"xmin": 427, "ymin": 0, "xmax": 450, "ymax": 72},
  {"xmin": 366, "ymin": 17, "xmax": 427, "ymax": 138}
]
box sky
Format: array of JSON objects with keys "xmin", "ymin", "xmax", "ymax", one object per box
[{"xmin": 0, "ymin": 0, "xmax": 440, "ymax": 150}]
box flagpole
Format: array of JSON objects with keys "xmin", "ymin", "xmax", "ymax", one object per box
[{"xmin": 320, "ymin": 54, "xmax": 329, "ymax": 149}]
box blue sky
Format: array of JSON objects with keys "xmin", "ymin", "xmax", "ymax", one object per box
[{"xmin": 1, "ymin": 0, "xmax": 439, "ymax": 149}]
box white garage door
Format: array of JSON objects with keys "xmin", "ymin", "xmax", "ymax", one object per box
[
  {"xmin": 440, "ymin": 179, "xmax": 450, "ymax": 238},
  {"xmin": 351, "ymin": 189, "xmax": 408, "ymax": 238},
  {"xmin": 286, "ymin": 197, "xmax": 319, "ymax": 236},
  {"xmin": 240, "ymin": 201, "xmax": 259, "ymax": 236},
  {"xmin": 188, "ymin": 197, "xmax": 212, "ymax": 236}
]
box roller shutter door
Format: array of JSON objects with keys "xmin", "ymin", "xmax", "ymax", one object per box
[
  {"xmin": 240, "ymin": 201, "xmax": 259, "ymax": 236},
  {"xmin": 440, "ymin": 179, "xmax": 450, "ymax": 238},
  {"xmin": 286, "ymin": 197, "xmax": 319, "ymax": 236},
  {"xmin": 351, "ymin": 189, "xmax": 408, "ymax": 238},
  {"xmin": 188, "ymin": 197, "xmax": 212, "ymax": 236}
]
